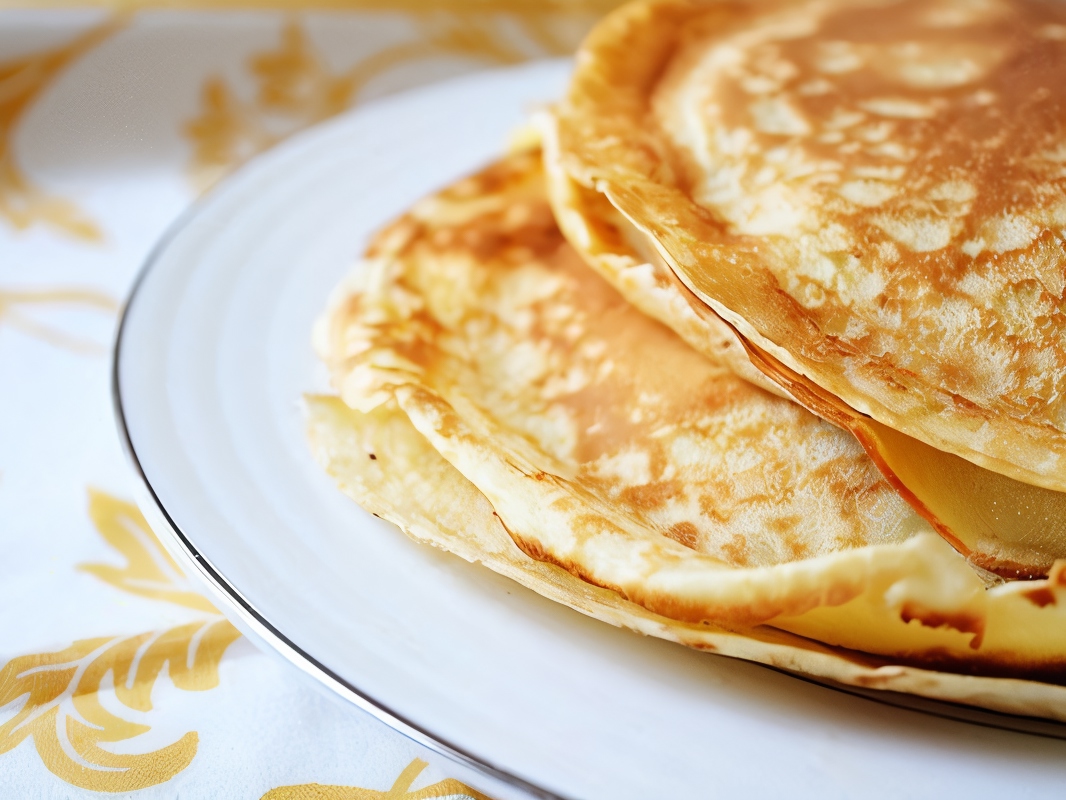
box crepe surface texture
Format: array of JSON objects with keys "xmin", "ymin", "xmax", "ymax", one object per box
[
  {"xmin": 310, "ymin": 149, "xmax": 1066, "ymax": 717},
  {"xmin": 552, "ymin": 0, "xmax": 1066, "ymax": 577}
]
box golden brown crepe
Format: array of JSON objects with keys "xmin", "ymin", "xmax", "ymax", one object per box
[
  {"xmin": 307, "ymin": 394, "xmax": 1066, "ymax": 719},
  {"xmin": 551, "ymin": 0, "xmax": 1066, "ymax": 575},
  {"xmin": 310, "ymin": 150, "xmax": 1066, "ymax": 709},
  {"xmin": 537, "ymin": 111, "xmax": 786, "ymax": 398},
  {"xmin": 542, "ymin": 109, "xmax": 1066, "ymax": 578}
]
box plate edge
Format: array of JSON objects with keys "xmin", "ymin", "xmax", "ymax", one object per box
[{"xmin": 109, "ymin": 62, "xmax": 581, "ymax": 800}]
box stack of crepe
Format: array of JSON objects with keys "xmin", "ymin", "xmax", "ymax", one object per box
[{"xmin": 308, "ymin": 0, "xmax": 1066, "ymax": 718}]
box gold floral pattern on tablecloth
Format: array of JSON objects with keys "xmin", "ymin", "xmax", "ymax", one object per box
[
  {"xmin": 1, "ymin": 5, "xmax": 619, "ymax": 794},
  {"xmin": 0, "ymin": 286, "xmax": 118, "ymax": 354},
  {"xmin": 79, "ymin": 490, "xmax": 220, "ymax": 613},
  {"xmin": 0, "ymin": 20, "xmax": 121, "ymax": 241},
  {"xmin": 184, "ymin": 8, "xmax": 597, "ymax": 190},
  {"xmin": 0, "ymin": 621, "xmax": 241, "ymax": 792},
  {"xmin": 263, "ymin": 758, "xmax": 492, "ymax": 800},
  {"xmin": 0, "ymin": 491, "xmax": 242, "ymax": 792},
  {"xmin": 184, "ymin": 20, "xmax": 356, "ymax": 192}
]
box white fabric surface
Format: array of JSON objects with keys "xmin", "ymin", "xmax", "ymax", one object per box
[{"xmin": 0, "ymin": 9, "xmax": 593, "ymax": 796}]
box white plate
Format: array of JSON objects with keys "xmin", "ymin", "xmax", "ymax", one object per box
[{"xmin": 114, "ymin": 61, "xmax": 1066, "ymax": 799}]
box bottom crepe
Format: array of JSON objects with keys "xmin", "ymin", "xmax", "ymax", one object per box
[{"xmin": 309, "ymin": 148, "xmax": 1066, "ymax": 718}]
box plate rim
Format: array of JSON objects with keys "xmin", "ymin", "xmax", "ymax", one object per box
[
  {"xmin": 111, "ymin": 60, "xmax": 571, "ymax": 800},
  {"xmin": 110, "ymin": 58, "xmax": 1066, "ymax": 800}
]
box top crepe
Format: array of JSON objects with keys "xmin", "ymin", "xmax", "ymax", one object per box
[
  {"xmin": 541, "ymin": 107, "xmax": 1066, "ymax": 578},
  {"xmin": 313, "ymin": 148, "xmax": 1066, "ymax": 689},
  {"xmin": 554, "ymin": 0, "xmax": 1066, "ymax": 494}
]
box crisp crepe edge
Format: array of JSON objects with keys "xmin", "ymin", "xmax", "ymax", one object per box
[{"xmin": 305, "ymin": 393, "xmax": 1066, "ymax": 721}]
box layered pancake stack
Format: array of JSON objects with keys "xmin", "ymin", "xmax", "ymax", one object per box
[{"xmin": 309, "ymin": 0, "xmax": 1066, "ymax": 718}]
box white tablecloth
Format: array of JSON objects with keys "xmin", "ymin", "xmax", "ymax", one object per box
[{"xmin": 0, "ymin": 7, "xmax": 605, "ymax": 795}]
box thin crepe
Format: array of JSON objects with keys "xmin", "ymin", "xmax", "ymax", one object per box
[
  {"xmin": 307, "ymin": 393, "xmax": 1066, "ymax": 718},
  {"xmin": 542, "ymin": 111, "xmax": 1066, "ymax": 578},
  {"xmin": 551, "ymin": 0, "xmax": 1066, "ymax": 573},
  {"xmin": 312, "ymin": 150, "xmax": 1066, "ymax": 693}
]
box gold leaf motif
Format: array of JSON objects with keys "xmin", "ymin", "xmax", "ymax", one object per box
[
  {"xmin": 0, "ymin": 286, "xmax": 118, "ymax": 354},
  {"xmin": 183, "ymin": 10, "xmax": 600, "ymax": 191},
  {"xmin": 0, "ymin": 618, "xmax": 241, "ymax": 792},
  {"xmin": 0, "ymin": 20, "xmax": 121, "ymax": 241},
  {"xmin": 79, "ymin": 489, "xmax": 220, "ymax": 614},
  {"xmin": 184, "ymin": 20, "xmax": 359, "ymax": 191},
  {"xmin": 262, "ymin": 757, "xmax": 494, "ymax": 800},
  {"xmin": 0, "ymin": 489, "xmax": 243, "ymax": 790},
  {"xmin": 249, "ymin": 22, "xmax": 360, "ymax": 117}
]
